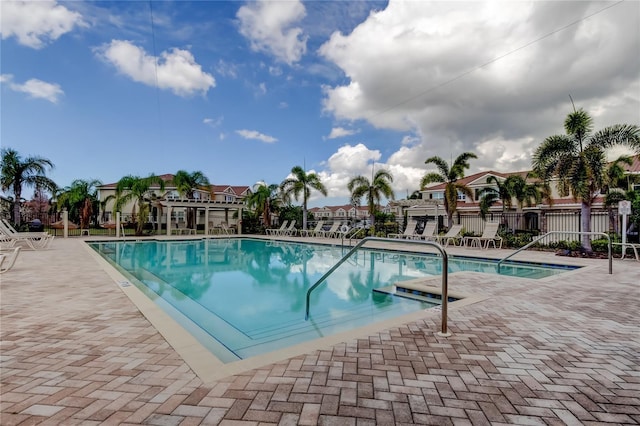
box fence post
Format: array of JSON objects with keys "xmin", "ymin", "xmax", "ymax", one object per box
[{"xmin": 62, "ymin": 210, "xmax": 69, "ymax": 238}]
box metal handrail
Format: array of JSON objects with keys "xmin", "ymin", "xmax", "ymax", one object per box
[
  {"xmin": 304, "ymin": 237, "xmax": 451, "ymax": 337},
  {"xmin": 497, "ymin": 231, "xmax": 612, "ymax": 274},
  {"xmin": 340, "ymin": 227, "xmax": 363, "ymax": 249}
]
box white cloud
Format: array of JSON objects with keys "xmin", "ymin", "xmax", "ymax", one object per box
[
  {"xmin": 236, "ymin": 129, "xmax": 277, "ymax": 143},
  {"xmin": 237, "ymin": 0, "xmax": 307, "ymax": 65},
  {"xmin": 203, "ymin": 116, "xmax": 223, "ymax": 128},
  {"xmin": 215, "ymin": 59, "xmax": 238, "ymax": 79},
  {"xmin": 96, "ymin": 40, "xmax": 215, "ymax": 96},
  {"xmin": 0, "ymin": 0, "xmax": 86, "ymax": 49},
  {"xmin": 326, "ymin": 127, "xmax": 359, "ymax": 139},
  {"xmin": 269, "ymin": 66, "xmax": 283, "ymax": 76},
  {"xmin": 1, "ymin": 74, "xmax": 63, "ymax": 103},
  {"xmin": 318, "ymin": 0, "xmax": 640, "ymax": 178}
]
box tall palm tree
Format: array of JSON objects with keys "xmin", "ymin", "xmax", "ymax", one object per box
[
  {"xmin": 55, "ymin": 179, "xmax": 102, "ymax": 229},
  {"xmin": 247, "ymin": 182, "xmax": 279, "ymax": 228},
  {"xmin": 532, "ymin": 107, "xmax": 640, "ymax": 251},
  {"xmin": 506, "ymin": 174, "xmax": 547, "ymax": 231},
  {"xmin": 1, "ymin": 148, "xmax": 57, "ymax": 226},
  {"xmin": 421, "ymin": 152, "xmax": 477, "ymax": 228},
  {"xmin": 478, "ymin": 175, "xmax": 512, "ymax": 220},
  {"xmin": 602, "ymin": 155, "xmax": 634, "ymax": 233},
  {"xmin": 347, "ymin": 169, "xmax": 395, "ymax": 229},
  {"xmin": 114, "ymin": 175, "xmax": 166, "ymax": 236},
  {"xmin": 279, "ymin": 166, "xmax": 328, "ymax": 230},
  {"xmin": 173, "ymin": 170, "xmax": 211, "ymax": 229}
]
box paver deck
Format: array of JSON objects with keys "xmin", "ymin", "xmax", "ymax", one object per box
[{"xmin": 1, "ymin": 236, "xmax": 639, "ymax": 425}]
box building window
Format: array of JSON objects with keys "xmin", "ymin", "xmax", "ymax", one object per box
[{"xmin": 457, "ymin": 192, "xmax": 466, "ymax": 201}]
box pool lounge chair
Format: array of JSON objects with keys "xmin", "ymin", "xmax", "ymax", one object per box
[
  {"xmin": 280, "ymin": 220, "xmax": 297, "ymax": 236},
  {"xmin": 1, "ymin": 218, "xmax": 51, "ymax": 239},
  {"xmin": 0, "ymin": 222, "xmax": 53, "ymax": 250},
  {"xmin": 300, "ymin": 221, "xmax": 324, "ymax": 237},
  {"xmin": 220, "ymin": 222, "xmax": 236, "ymax": 234},
  {"xmin": 434, "ymin": 224, "xmax": 463, "ymax": 247},
  {"xmin": 0, "ymin": 247, "xmax": 21, "ymax": 273},
  {"xmin": 389, "ymin": 221, "xmax": 418, "ymax": 239},
  {"xmin": 0, "ymin": 234, "xmax": 17, "ymax": 249},
  {"xmin": 462, "ymin": 222, "xmax": 503, "ymax": 249},
  {"xmin": 413, "ymin": 222, "xmax": 438, "ymax": 241},
  {"xmin": 266, "ymin": 220, "xmax": 288, "ymax": 236},
  {"xmin": 318, "ymin": 222, "xmax": 341, "ymax": 238}
]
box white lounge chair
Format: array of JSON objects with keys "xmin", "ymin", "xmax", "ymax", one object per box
[
  {"xmin": 280, "ymin": 220, "xmax": 297, "ymax": 236},
  {"xmin": 300, "ymin": 221, "xmax": 324, "ymax": 237},
  {"xmin": 463, "ymin": 223, "xmax": 503, "ymax": 249},
  {"xmin": 435, "ymin": 224, "xmax": 463, "ymax": 247},
  {"xmin": 389, "ymin": 221, "xmax": 418, "ymax": 239},
  {"xmin": 0, "ymin": 247, "xmax": 21, "ymax": 273},
  {"xmin": 266, "ymin": 220, "xmax": 288, "ymax": 236},
  {"xmin": 220, "ymin": 222, "xmax": 235, "ymax": 235},
  {"xmin": 318, "ymin": 222, "xmax": 341, "ymax": 238},
  {"xmin": 1, "ymin": 218, "xmax": 50, "ymax": 239},
  {"xmin": 175, "ymin": 221, "xmax": 195, "ymax": 235},
  {"xmin": 0, "ymin": 221, "xmax": 53, "ymax": 250},
  {"xmin": 0, "ymin": 234, "xmax": 17, "ymax": 249},
  {"xmin": 413, "ymin": 222, "xmax": 438, "ymax": 241}
]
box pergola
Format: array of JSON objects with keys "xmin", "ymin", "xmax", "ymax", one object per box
[{"xmin": 159, "ymin": 199, "xmax": 245, "ymax": 236}]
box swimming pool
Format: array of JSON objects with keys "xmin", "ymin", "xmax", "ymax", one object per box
[{"xmin": 89, "ymin": 238, "xmax": 577, "ymax": 362}]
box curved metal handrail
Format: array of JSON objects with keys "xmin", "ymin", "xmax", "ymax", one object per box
[
  {"xmin": 305, "ymin": 237, "xmax": 451, "ymax": 336},
  {"xmin": 497, "ymin": 231, "xmax": 612, "ymax": 274},
  {"xmin": 340, "ymin": 227, "xmax": 363, "ymax": 250}
]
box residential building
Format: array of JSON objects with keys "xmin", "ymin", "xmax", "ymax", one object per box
[
  {"xmin": 97, "ymin": 174, "xmax": 250, "ymax": 232},
  {"xmin": 390, "ymin": 154, "xmax": 640, "ymax": 239}
]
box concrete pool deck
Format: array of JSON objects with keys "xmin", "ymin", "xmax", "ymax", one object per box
[{"xmin": 1, "ymin": 236, "xmax": 639, "ymax": 425}]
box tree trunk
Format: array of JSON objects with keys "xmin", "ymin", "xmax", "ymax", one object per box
[
  {"xmin": 581, "ymin": 201, "xmax": 592, "ymax": 252},
  {"xmin": 13, "ymin": 202, "xmax": 21, "ymax": 226},
  {"xmin": 302, "ymin": 202, "xmax": 308, "ymax": 230}
]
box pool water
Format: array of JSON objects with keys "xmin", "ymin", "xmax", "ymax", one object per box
[{"xmin": 89, "ymin": 238, "xmax": 576, "ymax": 362}]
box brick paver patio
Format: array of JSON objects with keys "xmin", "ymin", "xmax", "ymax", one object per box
[{"xmin": 1, "ymin": 237, "xmax": 638, "ymax": 425}]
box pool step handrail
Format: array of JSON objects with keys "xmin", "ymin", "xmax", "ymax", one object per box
[
  {"xmin": 305, "ymin": 237, "xmax": 452, "ymax": 337},
  {"xmin": 340, "ymin": 227, "xmax": 362, "ymax": 249},
  {"xmin": 497, "ymin": 231, "xmax": 612, "ymax": 274}
]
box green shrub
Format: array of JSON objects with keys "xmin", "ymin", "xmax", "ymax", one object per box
[{"xmin": 500, "ymin": 231, "xmax": 534, "ymax": 249}]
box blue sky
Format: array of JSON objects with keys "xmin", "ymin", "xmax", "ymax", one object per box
[{"xmin": 2, "ymin": 0, "xmax": 639, "ymax": 207}]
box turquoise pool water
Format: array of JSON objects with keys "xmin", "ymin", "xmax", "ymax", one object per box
[{"xmin": 89, "ymin": 238, "xmax": 576, "ymax": 362}]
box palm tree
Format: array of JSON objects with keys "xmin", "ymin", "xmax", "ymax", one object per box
[
  {"xmin": 279, "ymin": 166, "xmax": 328, "ymax": 230},
  {"xmin": 247, "ymin": 182, "xmax": 279, "ymax": 228},
  {"xmin": 532, "ymin": 107, "xmax": 640, "ymax": 251},
  {"xmin": 1, "ymin": 148, "xmax": 57, "ymax": 226},
  {"xmin": 114, "ymin": 175, "xmax": 166, "ymax": 236},
  {"xmin": 55, "ymin": 179, "xmax": 102, "ymax": 229},
  {"xmin": 421, "ymin": 152, "xmax": 477, "ymax": 228},
  {"xmin": 347, "ymin": 169, "xmax": 395, "ymax": 229},
  {"xmin": 602, "ymin": 155, "xmax": 634, "ymax": 233},
  {"xmin": 478, "ymin": 175, "xmax": 512, "ymax": 220},
  {"xmin": 172, "ymin": 170, "xmax": 211, "ymax": 229}
]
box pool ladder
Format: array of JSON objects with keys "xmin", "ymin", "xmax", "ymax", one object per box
[{"xmin": 304, "ymin": 237, "xmax": 452, "ymax": 337}]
